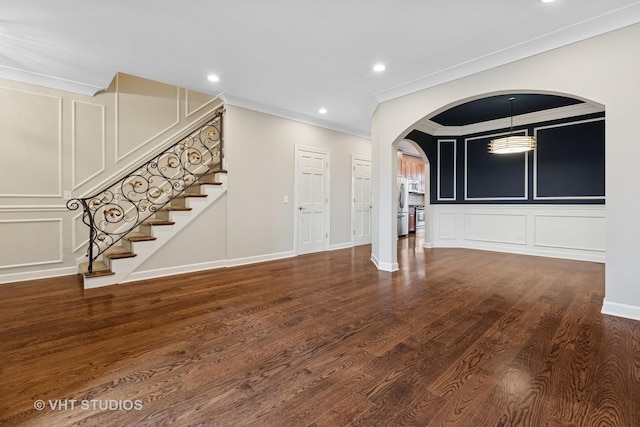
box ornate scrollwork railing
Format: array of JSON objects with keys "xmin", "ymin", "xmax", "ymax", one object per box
[{"xmin": 67, "ymin": 107, "xmax": 224, "ymax": 273}]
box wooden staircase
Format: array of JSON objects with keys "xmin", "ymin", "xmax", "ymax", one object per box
[{"xmin": 79, "ymin": 170, "xmax": 227, "ymax": 288}]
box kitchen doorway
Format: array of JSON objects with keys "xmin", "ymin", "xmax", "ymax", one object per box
[{"xmin": 397, "ymin": 139, "xmax": 431, "ymax": 247}]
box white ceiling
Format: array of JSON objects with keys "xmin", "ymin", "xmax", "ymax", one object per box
[{"xmin": 2, "ymin": 0, "xmax": 640, "ymax": 137}]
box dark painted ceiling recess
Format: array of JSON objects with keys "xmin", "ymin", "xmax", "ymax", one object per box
[{"xmin": 430, "ymin": 94, "xmax": 584, "ymax": 127}]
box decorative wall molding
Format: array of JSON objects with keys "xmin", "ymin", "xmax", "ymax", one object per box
[
  {"xmin": 0, "ymin": 87, "xmax": 62, "ymax": 198},
  {"xmin": 0, "ymin": 266, "xmax": 78, "ymax": 286},
  {"xmin": 0, "ymin": 206, "xmax": 67, "ymax": 212},
  {"xmin": 0, "ymin": 218, "xmax": 63, "ymax": 269},
  {"xmin": 533, "ymin": 117, "xmax": 606, "ymax": 200},
  {"xmin": 429, "ymin": 204, "xmax": 605, "ymax": 263},
  {"xmin": 185, "ymin": 90, "xmax": 219, "ymax": 118},
  {"xmin": 464, "ymin": 213, "xmax": 527, "ymax": 245},
  {"xmin": 438, "ymin": 212, "xmax": 457, "ymax": 240},
  {"xmin": 114, "ymin": 74, "xmax": 181, "ymax": 162},
  {"xmin": 464, "ymin": 131, "xmax": 529, "ymax": 201},
  {"xmin": 72, "ymin": 100, "xmax": 106, "ymax": 190},
  {"xmin": 534, "ymin": 214, "xmax": 605, "ymax": 252},
  {"xmin": 437, "ymin": 139, "xmax": 456, "ymax": 201}
]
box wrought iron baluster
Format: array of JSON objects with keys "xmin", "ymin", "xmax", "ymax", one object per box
[{"xmin": 67, "ymin": 107, "xmax": 225, "ymax": 274}]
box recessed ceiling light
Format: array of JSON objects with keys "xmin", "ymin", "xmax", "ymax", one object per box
[
  {"xmin": 207, "ymin": 74, "xmax": 220, "ymax": 82},
  {"xmin": 318, "ymin": 108, "xmax": 327, "ymax": 114},
  {"xmin": 541, "ymin": 0, "xmax": 556, "ymax": 3},
  {"xmin": 373, "ymin": 63, "xmax": 386, "ymax": 73}
]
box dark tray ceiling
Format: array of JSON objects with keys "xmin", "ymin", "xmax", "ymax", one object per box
[{"xmin": 430, "ymin": 94, "xmax": 584, "ymax": 127}]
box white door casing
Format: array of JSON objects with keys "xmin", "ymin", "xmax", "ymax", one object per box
[
  {"xmin": 295, "ymin": 147, "xmax": 329, "ymax": 255},
  {"xmin": 352, "ymin": 156, "xmax": 372, "ymax": 246}
]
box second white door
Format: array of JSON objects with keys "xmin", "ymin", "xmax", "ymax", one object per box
[{"xmin": 352, "ymin": 157, "xmax": 372, "ymax": 246}]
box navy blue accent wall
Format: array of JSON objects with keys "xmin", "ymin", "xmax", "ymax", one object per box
[
  {"xmin": 466, "ymin": 133, "xmax": 527, "ymax": 199},
  {"xmin": 535, "ymin": 120, "xmax": 605, "ymax": 198},
  {"xmin": 438, "ymin": 141, "xmax": 456, "ymax": 199},
  {"xmin": 406, "ymin": 112, "xmax": 605, "ymax": 205}
]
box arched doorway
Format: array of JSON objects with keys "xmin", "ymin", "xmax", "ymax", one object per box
[
  {"xmin": 397, "ymin": 91, "xmax": 605, "ymax": 264},
  {"xmin": 369, "ymin": 24, "xmax": 640, "ymax": 321}
]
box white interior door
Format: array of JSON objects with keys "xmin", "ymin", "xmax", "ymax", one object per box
[
  {"xmin": 352, "ymin": 157, "xmax": 372, "ymax": 246},
  {"xmin": 296, "ymin": 148, "xmax": 329, "ymax": 255}
]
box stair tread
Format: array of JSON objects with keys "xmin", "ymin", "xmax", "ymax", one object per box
[
  {"xmin": 104, "ymin": 246, "xmax": 137, "ymax": 259},
  {"xmin": 176, "ymin": 194, "xmax": 208, "ymax": 198},
  {"xmin": 162, "ymin": 206, "xmax": 192, "ymax": 211},
  {"xmin": 80, "ymin": 261, "xmax": 114, "ymax": 277},
  {"xmin": 126, "ymin": 231, "xmax": 157, "ymax": 242},
  {"xmin": 144, "ymin": 219, "xmax": 176, "ymax": 226}
]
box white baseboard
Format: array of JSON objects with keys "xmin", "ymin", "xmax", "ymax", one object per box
[
  {"xmin": 433, "ymin": 240, "xmax": 605, "ymax": 263},
  {"xmin": 330, "ymin": 242, "xmax": 354, "ymax": 251},
  {"xmin": 226, "ymin": 250, "xmax": 296, "ymax": 267},
  {"xmin": 0, "ymin": 266, "xmax": 78, "ymax": 285},
  {"xmin": 370, "ymin": 253, "xmax": 398, "ymax": 272},
  {"xmin": 123, "ymin": 260, "xmax": 228, "ymax": 284},
  {"xmin": 601, "ymin": 299, "xmax": 640, "ymax": 322}
]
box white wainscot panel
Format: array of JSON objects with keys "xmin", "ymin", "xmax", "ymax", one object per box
[
  {"xmin": 0, "ymin": 219, "xmax": 62, "ymax": 269},
  {"xmin": 465, "ymin": 213, "xmax": 527, "ymax": 245},
  {"xmin": 535, "ymin": 215, "xmax": 605, "ymax": 252},
  {"xmin": 438, "ymin": 213, "xmax": 456, "ymax": 239}
]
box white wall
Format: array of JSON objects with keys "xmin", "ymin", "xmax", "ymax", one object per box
[
  {"xmin": 224, "ymin": 105, "xmax": 371, "ymax": 263},
  {"xmin": 372, "ymin": 23, "xmax": 640, "ymax": 321}
]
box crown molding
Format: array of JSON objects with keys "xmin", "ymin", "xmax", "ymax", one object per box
[
  {"xmin": 0, "ymin": 65, "xmax": 106, "ymax": 96},
  {"xmin": 372, "ymin": 3, "xmax": 640, "ymax": 108},
  {"xmin": 220, "ymin": 93, "xmax": 371, "ymax": 139}
]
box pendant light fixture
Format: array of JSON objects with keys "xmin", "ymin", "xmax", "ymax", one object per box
[{"xmin": 488, "ymin": 96, "xmax": 537, "ymax": 154}]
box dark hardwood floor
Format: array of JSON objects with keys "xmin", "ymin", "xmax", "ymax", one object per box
[{"xmin": 1, "ymin": 235, "xmax": 639, "ymax": 426}]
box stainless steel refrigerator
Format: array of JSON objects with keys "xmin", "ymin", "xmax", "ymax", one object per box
[{"xmin": 397, "ymin": 177, "xmax": 409, "ymax": 236}]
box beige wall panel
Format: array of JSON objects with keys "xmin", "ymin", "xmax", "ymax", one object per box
[
  {"xmin": 0, "ymin": 88, "xmax": 61, "ymax": 197},
  {"xmin": 185, "ymin": 90, "xmax": 217, "ymax": 118},
  {"xmin": 0, "ymin": 219, "xmax": 62, "ymax": 268},
  {"xmin": 116, "ymin": 74, "xmax": 179, "ymax": 161},
  {"xmin": 73, "ymin": 101, "xmax": 106, "ymax": 189}
]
